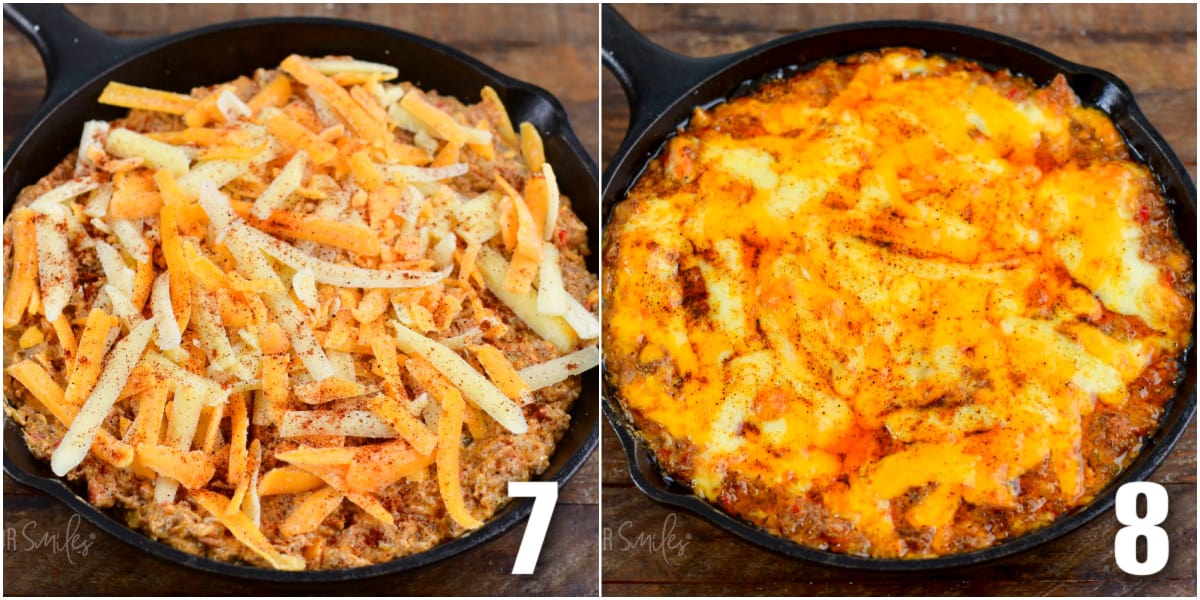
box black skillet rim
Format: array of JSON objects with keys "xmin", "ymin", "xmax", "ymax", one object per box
[
  {"xmin": 601, "ymin": 18, "xmax": 1197, "ymax": 571},
  {"xmin": 3, "ymin": 14, "xmax": 600, "ymax": 583}
]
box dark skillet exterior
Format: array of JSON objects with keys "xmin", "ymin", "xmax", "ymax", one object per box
[
  {"xmin": 601, "ymin": 6, "xmax": 1196, "ymax": 571},
  {"xmin": 3, "ymin": 4, "xmax": 599, "ymax": 583}
]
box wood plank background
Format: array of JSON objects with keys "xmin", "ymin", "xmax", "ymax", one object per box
[
  {"xmin": 601, "ymin": 4, "xmax": 1196, "ymax": 597},
  {"xmin": 3, "ymin": 4, "xmax": 598, "ymax": 596}
]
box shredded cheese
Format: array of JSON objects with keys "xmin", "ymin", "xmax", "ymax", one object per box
[
  {"xmin": 520, "ymin": 345, "xmax": 599, "ymax": 391},
  {"xmin": 435, "ymin": 388, "xmax": 481, "ymax": 529},
  {"xmin": 280, "ymin": 486, "xmax": 345, "ymax": 536},
  {"xmin": 98, "ymin": 81, "xmax": 198, "ymax": 115},
  {"xmin": 190, "ymin": 490, "xmax": 305, "ymax": 570},
  {"xmin": 259, "ymin": 467, "xmax": 326, "ymax": 496},
  {"xmin": 392, "ymin": 321, "xmax": 528, "ymax": 434},
  {"xmin": 33, "ymin": 212, "xmax": 76, "ymax": 323},
  {"xmin": 51, "ymin": 316, "xmax": 158, "ymax": 476},
  {"xmin": 3, "ymin": 209, "xmax": 39, "ymax": 328}
]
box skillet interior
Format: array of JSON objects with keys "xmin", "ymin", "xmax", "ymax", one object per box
[
  {"xmin": 601, "ymin": 19, "xmax": 1197, "ymax": 570},
  {"xmin": 4, "ymin": 16, "xmax": 599, "ymax": 582}
]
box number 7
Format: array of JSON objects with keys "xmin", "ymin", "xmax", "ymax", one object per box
[{"xmin": 508, "ymin": 481, "xmax": 558, "ymax": 575}]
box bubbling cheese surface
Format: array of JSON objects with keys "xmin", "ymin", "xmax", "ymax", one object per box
[{"xmin": 604, "ymin": 50, "xmax": 1193, "ymax": 557}]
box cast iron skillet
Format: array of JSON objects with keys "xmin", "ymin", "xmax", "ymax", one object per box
[
  {"xmin": 601, "ymin": 6, "xmax": 1196, "ymax": 571},
  {"xmin": 3, "ymin": 4, "xmax": 599, "ymax": 583}
]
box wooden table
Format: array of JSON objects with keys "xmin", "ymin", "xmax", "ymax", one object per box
[
  {"xmin": 3, "ymin": 4, "xmax": 598, "ymax": 595},
  {"xmin": 601, "ymin": 4, "xmax": 1196, "ymax": 596}
]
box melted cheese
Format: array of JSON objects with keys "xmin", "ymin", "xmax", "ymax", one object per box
[
  {"xmin": 606, "ymin": 50, "xmax": 1193, "ymax": 557},
  {"xmin": 1039, "ymin": 163, "xmax": 1186, "ymax": 332}
]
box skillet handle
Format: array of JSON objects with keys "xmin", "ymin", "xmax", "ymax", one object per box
[
  {"xmin": 4, "ymin": 4, "xmax": 151, "ymax": 118},
  {"xmin": 602, "ymin": 6, "xmax": 742, "ymax": 143}
]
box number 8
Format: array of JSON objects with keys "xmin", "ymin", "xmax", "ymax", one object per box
[{"xmin": 1114, "ymin": 482, "xmax": 1169, "ymax": 576}]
